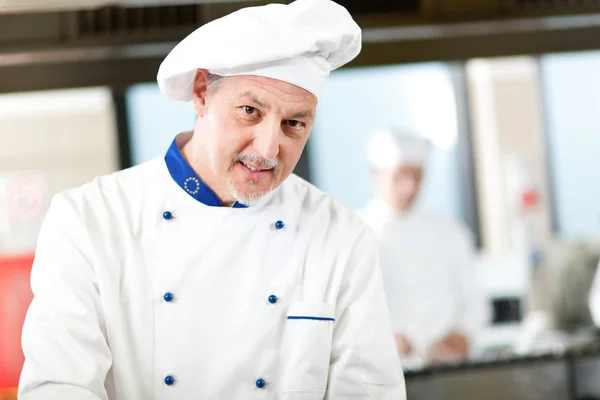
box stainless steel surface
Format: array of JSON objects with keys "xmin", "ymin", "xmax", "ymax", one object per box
[
  {"xmin": 361, "ymin": 13, "xmax": 600, "ymax": 42},
  {"xmin": 0, "ymin": 43, "xmax": 177, "ymax": 67},
  {"xmin": 406, "ymin": 361, "xmax": 570, "ymax": 400},
  {"xmin": 575, "ymin": 357, "xmax": 600, "ymax": 398},
  {"xmin": 0, "ymin": 0, "xmax": 254, "ymax": 14},
  {"xmin": 404, "ymin": 340, "xmax": 600, "ymax": 400}
]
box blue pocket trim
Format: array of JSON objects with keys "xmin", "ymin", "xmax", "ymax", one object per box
[{"xmin": 287, "ymin": 316, "xmax": 335, "ymax": 322}]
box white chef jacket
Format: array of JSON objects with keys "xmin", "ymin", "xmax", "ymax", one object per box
[
  {"xmin": 19, "ymin": 134, "xmax": 405, "ymax": 400},
  {"xmin": 361, "ymin": 199, "xmax": 483, "ymax": 362}
]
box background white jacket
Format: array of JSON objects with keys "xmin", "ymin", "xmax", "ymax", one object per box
[{"xmin": 361, "ymin": 199, "xmax": 484, "ymax": 363}]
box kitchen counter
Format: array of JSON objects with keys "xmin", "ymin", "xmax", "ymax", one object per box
[{"xmin": 405, "ymin": 340, "xmax": 600, "ymax": 400}]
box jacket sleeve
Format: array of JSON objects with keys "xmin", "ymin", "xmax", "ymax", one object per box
[
  {"xmin": 19, "ymin": 193, "xmax": 111, "ymax": 400},
  {"xmin": 326, "ymin": 228, "xmax": 406, "ymax": 400},
  {"xmin": 453, "ymin": 227, "xmax": 486, "ymax": 344}
]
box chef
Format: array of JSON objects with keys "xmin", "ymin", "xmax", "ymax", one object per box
[
  {"xmin": 361, "ymin": 127, "xmax": 483, "ymax": 367},
  {"xmin": 18, "ymin": 1, "xmax": 405, "ymax": 399}
]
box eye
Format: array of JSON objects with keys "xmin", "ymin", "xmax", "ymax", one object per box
[
  {"xmin": 285, "ymin": 120, "xmax": 305, "ymax": 129},
  {"xmin": 242, "ymin": 106, "xmax": 257, "ymax": 115}
]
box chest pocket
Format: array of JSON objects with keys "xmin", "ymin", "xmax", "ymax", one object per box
[{"xmin": 280, "ymin": 303, "xmax": 335, "ymax": 398}]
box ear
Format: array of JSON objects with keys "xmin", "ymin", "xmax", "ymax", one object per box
[{"xmin": 192, "ymin": 69, "xmax": 210, "ymax": 117}]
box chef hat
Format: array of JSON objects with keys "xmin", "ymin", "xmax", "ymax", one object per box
[
  {"xmin": 367, "ymin": 128, "xmax": 431, "ymax": 170},
  {"xmin": 157, "ymin": 0, "xmax": 361, "ymax": 101}
]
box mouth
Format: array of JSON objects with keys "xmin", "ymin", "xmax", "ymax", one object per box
[
  {"xmin": 239, "ymin": 161, "xmax": 271, "ymax": 172},
  {"xmin": 237, "ymin": 160, "xmax": 275, "ymax": 178}
]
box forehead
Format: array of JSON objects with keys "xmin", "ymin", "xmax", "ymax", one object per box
[
  {"xmin": 394, "ymin": 164, "xmax": 424, "ymax": 174},
  {"xmin": 217, "ymin": 75, "xmax": 317, "ymax": 110}
]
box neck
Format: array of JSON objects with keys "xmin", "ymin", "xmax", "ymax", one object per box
[{"xmin": 382, "ymin": 197, "xmax": 413, "ymax": 214}]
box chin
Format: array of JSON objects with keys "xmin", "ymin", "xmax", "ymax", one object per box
[
  {"xmin": 230, "ymin": 189, "xmax": 269, "ymax": 206},
  {"xmin": 228, "ymin": 182, "xmax": 275, "ymax": 206}
]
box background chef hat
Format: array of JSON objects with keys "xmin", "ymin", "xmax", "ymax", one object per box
[
  {"xmin": 157, "ymin": 0, "xmax": 362, "ymax": 101},
  {"xmin": 367, "ymin": 127, "xmax": 432, "ymax": 170}
]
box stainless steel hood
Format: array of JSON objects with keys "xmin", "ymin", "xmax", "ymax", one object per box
[{"xmin": 0, "ymin": 0, "xmax": 254, "ymax": 14}]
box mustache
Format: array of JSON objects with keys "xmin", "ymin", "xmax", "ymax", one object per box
[{"xmin": 234, "ymin": 153, "xmax": 279, "ymax": 170}]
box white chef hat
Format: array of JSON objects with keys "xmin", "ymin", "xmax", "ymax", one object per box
[
  {"xmin": 157, "ymin": 0, "xmax": 361, "ymax": 101},
  {"xmin": 367, "ymin": 128, "xmax": 431, "ymax": 170}
]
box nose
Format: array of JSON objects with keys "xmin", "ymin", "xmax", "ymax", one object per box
[
  {"xmin": 396, "ymin": 176, "xmax": 418, "ymax": 195},
  {"xmin": 253, "ymin": 121, "xmax": 281, "ymax": 160}
]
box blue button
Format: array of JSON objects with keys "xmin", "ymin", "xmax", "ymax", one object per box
[
  {"xmin": 163, "ymin": 292, "xmax": 174, "ymax": 302},
  {"xmin": 164, "ymin": 375, "xmax": 175, "ymax": 386},
  {"xmin": 268, "ymin": 295, "xmax": 278, "ymax": 304},
  {"xmin": 275, "ymin": 220, "xmax": 284, "ymax": 230},
  {"xmin": 255, "ymin": 378, "xmax": 266, "ymax": 389},
  {"xmin": 163, "ymin": 211, "xmax": 173, "ymax": 220}
]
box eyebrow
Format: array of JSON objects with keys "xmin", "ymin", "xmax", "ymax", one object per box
[
  {"xmin": 239, "ymin": 91, "xmax": 314, "ymax": 120},
  {"xmin": 290, "ymin": 110, "xmax": 314, "ymax": 120},
  {"xmin": 240, "ymin": 91, "xmax": 267, "ymax": 108}
]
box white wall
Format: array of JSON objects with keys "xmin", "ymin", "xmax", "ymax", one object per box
[
  {"xmin": 0, "ymin": 87, "xmax": 119, "ymax": 253},
  {"xmin": 126, "ymin": 83, "xmax": 196, "ymax": 165},
  {"xmin": 540, "ymin": 51, "xmax": 600, "ymax": 241},
  {"xmin": 467, "ymin": 57, "xmax": 553, "ymax": 256}
]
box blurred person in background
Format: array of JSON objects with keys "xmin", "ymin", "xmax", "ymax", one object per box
[
  {"xmin": 17, "ymin": 1, "xmax": 405, "ymax": 399},
  {"xmin": 361, "ymin": 127, "xmax": 483, "ymax": 368}
]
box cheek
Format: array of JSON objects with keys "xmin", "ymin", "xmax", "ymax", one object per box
[
  {"xmin": 208, "ymin": 116, "xmax": 250, "ymax": 164},
  {"xmin": 279, "ymin": 138, "xmax": 307, "ymax": 171},
  {"xmin": 395, "ymin": 177, "xmax": 418, "ymax": 195}
]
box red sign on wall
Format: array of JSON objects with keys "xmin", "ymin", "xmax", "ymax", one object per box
[{"xmin": 0, "ymin": 254, "xmax": 34, "ymax": 390}]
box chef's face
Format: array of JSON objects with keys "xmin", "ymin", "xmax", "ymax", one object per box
[
  {"xmin": 375, "ymin": 164, "xmax": 424, "ymax": 212},
  {"xmin": 189, "ymin": 69, "xmax": 317, "ymax": 206}
]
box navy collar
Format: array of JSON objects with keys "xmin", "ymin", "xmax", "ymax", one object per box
[{"xmin": 164, "ymin": 136, "xmax": 248, "ymax": 208}]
